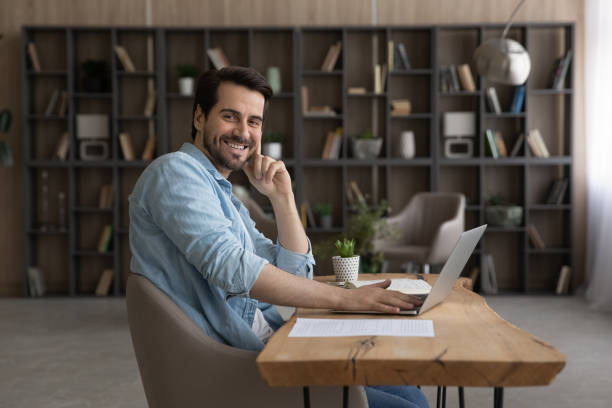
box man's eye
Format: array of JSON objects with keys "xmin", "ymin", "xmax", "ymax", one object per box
[{"xmin": 249, "ymin": 120, "xmax": 262, "ymax": 127}]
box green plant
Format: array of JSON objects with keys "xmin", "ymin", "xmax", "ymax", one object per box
[
  {"xmin": 485, "ymin": 192, "xmax": 511, "ymax": 206},
  {"xmin": 262, "ymin": 130, "xmax": 285, "ymax": 144},
  {"xmin": 81, "ymin": 59, "xmax": 108, "ymax": 78},
  {"xmin": 355, "ymin": 127, "xmax": 377, "ymax": 140},
  {"xmin": 314, "ymin": 202, "xmax": 333, "ymax": 216},
  {"xmin": 334, "ymin": 238, "xmax": 355, "ymax": 258},
  {"xmin": 175, "ymin": 64, "xmax": 199, "ymax": 78}
]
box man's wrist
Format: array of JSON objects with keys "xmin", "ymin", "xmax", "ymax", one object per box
[{"xmin": 269, "ymin": 191, "xmax": 297, "ymax": 213}]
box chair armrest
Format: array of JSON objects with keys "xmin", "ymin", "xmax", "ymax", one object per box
[{"xmin": 426, "ymin": 213, "xmax": 464, "ymax": 265}]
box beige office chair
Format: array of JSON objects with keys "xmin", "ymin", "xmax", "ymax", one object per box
[
  {"xmin": 126, "ymin": 274, "xmax": 368, "ymax": 408},
  {"xmin": 374, "ymin": 192, "xmax": 466, "ymax": 273},
  {"xmin": 233, "ymin": 185, "xmax": 277, "ymax": 242}
]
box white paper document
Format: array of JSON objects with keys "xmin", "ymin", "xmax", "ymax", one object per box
[{"xmin": 288, "ymin": 318, "xmax": 434, "ymax": 338}]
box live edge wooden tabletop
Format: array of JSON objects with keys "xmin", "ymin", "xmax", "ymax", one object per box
[{"xmin": 256, "ymin": 273, "xmax": 565, "ymax": 388}]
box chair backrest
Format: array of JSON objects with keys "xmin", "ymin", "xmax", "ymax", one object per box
[
  {"xmin": 402, "ymin": 192, "xmax": 465, "ymax": 245},
  {"xmin": 126, "ymin": 274, "xmax": 368, "ymax": 408}
]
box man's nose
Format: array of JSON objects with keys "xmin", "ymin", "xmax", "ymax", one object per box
[{"xmin": 233, "ymin": 120, "xmax": 249, "ymax": 139}]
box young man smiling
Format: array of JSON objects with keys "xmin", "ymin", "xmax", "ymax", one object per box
[{"xmin": 129, "ymin": 67, "xmax": 428, "ymax": 408}]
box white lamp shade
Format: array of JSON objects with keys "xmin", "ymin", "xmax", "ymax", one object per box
[{"xmin": 473, "ymin": 38, "xmax": 531, "ymax": 85}]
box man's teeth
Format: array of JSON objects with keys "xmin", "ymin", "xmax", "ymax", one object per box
[{"xmin": 228, "ymin": 142, "xmax": 246, "ymax": 150}]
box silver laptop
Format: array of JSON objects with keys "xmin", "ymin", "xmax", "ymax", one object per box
[
  {"xmin": 335, "ymin": 224, "xmax": 487, "ymax": 315},
  {"xmin": 403, "ymin": 224, "xmax": 487, "ymax": 315}
]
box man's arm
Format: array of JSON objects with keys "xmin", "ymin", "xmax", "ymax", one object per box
[{"xmin": 250, "ymin": 264, "xmax": 421, "ymax": 313}]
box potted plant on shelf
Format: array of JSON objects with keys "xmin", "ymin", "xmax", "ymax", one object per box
[
  {"xmin": 332, "ymin": 238, "xmax": 359, "ymax": 282},
  {"xmin": 261, "ymin": 130, "xmax": 284, "ymax": 160},
  {"xmin": 314, "ymin": 202, "xmax": 333, "ymax": 229},
  {"xmin": 81, "ymin": 59, "xmax": 109, "ymax": 93},
  {"xmin": 351, "ymin": 127, "xmax": 383, "ymax": 159},
  {"xmin": 485, "ymin": 193, "xmax": 523, "ymax": 227},
  {"xmin": 176, "ymin": 64, "xmax": 199, "ymax": 96}
]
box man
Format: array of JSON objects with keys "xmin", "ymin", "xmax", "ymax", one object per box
[{"xmin": 129, "ymin": 67, "xmax": 428, "ymax": 407}]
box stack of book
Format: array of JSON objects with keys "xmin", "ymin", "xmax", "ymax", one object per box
[
  {"xmin": 321, "ymin": 128, "xmax": 343, "ymax": 159},
  {"xmin": 388, "ymin": 41, "xmax": 411, "ymax": 71},
  {"xmin": 545, "ymin": 179, "xmax": 569, "ymax": 205},
  {"xmin": 440, "ymin": 64, "xmax": 475, "ymax": 92},
  {"xmin": 485, "ymin": 129, "xmax": 508, "ymax": 159},
  {"xmin": 207, "ymin": 47, "xmax": 231, "ymax": 69},
  {"xmin": 550, "ymin": 49, "xmax": 573, "ymax": 90},
  {"xmin": 391, "ymin": 99, "xmax": 411, "ymax": 116},
  {"xmin": 320, "ymin": 41, "xmax": 342, "ymax": 72},
  {"xmin": 527, "ymin": 129, "xmax": 550, "ymax": 158}
]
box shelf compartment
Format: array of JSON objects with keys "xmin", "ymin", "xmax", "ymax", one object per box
[
  {"xmin": 252, "ymin": 29, "xmax": 295, "ymax": 93},
  {"xmin": 387, "ymin": 166, "xmax": 430, "ymax": 216},
  {"xmin": 439, "ymin": 166, "xmax": 479, "ymax": 206},
  {"xmin": 390, "ymin": 117, "xmax": 431, "ymax": 158}
]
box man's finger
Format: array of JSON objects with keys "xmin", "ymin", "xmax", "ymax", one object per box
[
  {"xmin": 253, "ymin": 153, "xmax": 263, "ymax": 180},
  {"xmin": 265, "ymin": 161, "xmax": 283, "ymax": 183}
]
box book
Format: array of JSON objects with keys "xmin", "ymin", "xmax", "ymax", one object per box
[
  {"xmin": 300, "ymin": 202, "xmax": 307, "ymax": 228},
  {"xmin": 346, "ymin": 278, "xmax": 432, "ymax": 295},
  {"xmin": 527, "ymin": 129, "xmax": 550, "ymax": 158},
  {"xmin": 349, "ymin": 181, "xmax": 366, "ymax": 206},
  {"xmin": 480, "ymin": 254, "xmax": 498, "ymax": 294},
  {"xmin": 396, "ymin": 43, "xmax": 411, "ymax": 70},
  {"xmin": 56, "ymin": 90, "xmax": 68, "ymax": 117},
  {"xmin": 556, "ymin": 265, "xmax": 571, "ymax": 295},
  {"xmin": 380, "ymin": 63, "xmax": 388, "ymax": 92},
  {"xmin": 53, "ymin": 131, "xmax": 70, "ymax": 161},
  {"xmin": 448, "ymin": 64, "xmax": 460, "ymax": 92},
  {"xmin": 555, "ymin": 179, "xmax": 569, "ymax": 204},
  {"xmin": 494, "ymin": 131, "xmax": 508, "ymax": 158},
  {"xmin": 457, "ymin": 64, "xmax": 476, "ymax": 92},
  {"xmin": 391, "ymin": 99, "xmax": 411, "ymax": 116},
  {"xmin": 95, "ymin": 269, "xmax": 114, "ymax": 296},
  {"xmin": 328, "ymin": 130, "xmax": 342, "ymax": 159},
  {"xmin": 527, "ymin": 224, "xmax": 546, "ymax": 249},
  {"xmin": 485, "ymin": 129, "xmax": 499, "ymax": 159},
  {"xmin": 27, "ymin": 42, "xmax": 42, "ymax": 72},
  {"xmin": 321, "ymin": 41, "xmax": 341, "ymax": 72},
  {"xmin": 486, "ymin": 87, "xmax": 502, "ymax": 114},
  {"xmin": 347, "ymin": 87, "xmax": 366, "ymax": 95},
  {"xmin": 114, "ymin": 45, "xmax": 136, "ymax": 72},
  {"xmin": 119, "ymin": 132, "xmax": 135, "ymax": 160},
  {"xmin": 207, "ymin": 47, "xmax": 231, "ymax": 69},
  {"xmin": 387, "ymin": 40, "xmax": 394, "ymax": 71},
  {"xmin": 44, "ymin": 89, "xmax": 60, "ymax": 116},
  {"xmin": 98, "ymin": 184, "xmax": 114, "ymax": 209},
  {"xmin": 509, "ymin": 133, "xmax": 524, "ymax": 157},
  {"xmin": 304, "ymin": 201, "xmax": 317, "ymax": 228},
  {"xmin": 374, "ymin": 64, "xmax": 382, "ymax": 94},
  {"xmin": 510, "ymin": 85, "xmax": 526, "ymax": 113},
  {"xmin": 143, "ymin": 88, "xmax": 156, "ymax": 117},
  {"xmin": 552, "ymin": 49, "xmax": 573, "ymax": 90},
  {"xmin": 97, "ymin": 224, "xmax": 113, "ymax": 253},
  {"xmin": 27, "ymin": 266, "xmax": 46, "ymax": 296},
  {"xmin": 546, "ymin": 179, "xmax": 564, "ymax": 204},
  {"xmin": 301, "ymin": 86, "xmax": 309, "ymax": 114},
  {"xmin": 141, "ymin": 133, "xmax": 157, "ymax": 161}
]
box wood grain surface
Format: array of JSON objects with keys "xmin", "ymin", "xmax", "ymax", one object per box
[{"xmin": 257, "ymin": 273, "xmax": 565, "ymax": 387}]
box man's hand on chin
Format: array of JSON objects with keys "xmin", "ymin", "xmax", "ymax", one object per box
[{"xmin": 243, "ymin": 151, "xmax": 293, "ymax": 201}]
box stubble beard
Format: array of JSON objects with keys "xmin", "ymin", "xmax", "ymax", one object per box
[{"xmin": 203, "ymin": 129, "xmax": 254, "ymax": 173}]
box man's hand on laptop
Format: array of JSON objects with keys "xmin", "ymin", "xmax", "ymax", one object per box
[{"xmin": 340, "ymin": 279, "xmax": 423, "ymax": 313}]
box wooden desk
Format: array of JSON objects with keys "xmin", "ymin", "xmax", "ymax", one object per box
[{"xmin": 257, "ymin": 274, "xmax": 565, "ymax": 406}]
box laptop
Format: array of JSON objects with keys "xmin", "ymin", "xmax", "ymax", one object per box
[{"xmin": 335, "ymin": 224, "xmax": 487, "ymax": 315}]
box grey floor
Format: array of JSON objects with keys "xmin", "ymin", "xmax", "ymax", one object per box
[{"xmin": 0, "ymin": 295, "xmax": 610, "ymax": 408}]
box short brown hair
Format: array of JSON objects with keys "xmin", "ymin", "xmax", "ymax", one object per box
[{"xmin": 191, "ymin": 66, "xmax": 272, "ymax": 139}]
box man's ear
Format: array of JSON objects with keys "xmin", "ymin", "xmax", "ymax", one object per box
[{"xmin": 193, "ymin": 105, "xmax": 205, "ymax": 132}]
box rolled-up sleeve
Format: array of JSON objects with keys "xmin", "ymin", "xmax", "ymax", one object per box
[{"xmin": 134, "ymin": 157, "xmax": 268, "ymax": 296}]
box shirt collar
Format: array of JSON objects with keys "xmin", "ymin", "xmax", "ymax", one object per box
[{"xmin": 179, "ymin": 143, "xmax": 232, "ymax": 189}]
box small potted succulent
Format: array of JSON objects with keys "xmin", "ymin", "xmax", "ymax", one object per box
[
  {"xmin": 485, "ymin": 193, "xmax": 523, "ymax": 227},
  {"xmin": 332, "ymin": 238, "xmax": 360, "ymax": 282},
  {"xmin": 81, "ymin": 59, "xmax": 109, "ymax": 93},
  {"xmin": 352, "ymin": 127, "xmax": 383, "ymax": 159},
  {"xmin": 176, "ymin": 64, "xmax": 199, "ymax": 96},
  {"xmin": 261, "ymin": 130, "xmax": 285, "ymax": 160},
  {"xmin": 314, "ymin": 202, "xmax": 333, "ymax": 229}
]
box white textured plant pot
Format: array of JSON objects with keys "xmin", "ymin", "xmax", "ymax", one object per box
[
  {"xmin": 332, "ymin": 255, "xmax": 360, "ymax": 282},
  {"xmin": 178, "ymin": 77, "xmax": 195, "ymax": 96},
  {"xmin": 262, "ymin": 142, "xmax": 282, "ymax": 159},
  {"xmin": 400, "ymin": 131, "xmax": 416, "ymax": 158},
  {"xmin": 352, "ymin": 138, "xmax": 383, "ymax": 159},
  {"xmin": 320, "ymin": 214, "xmax": 333, "ymax": 229}
]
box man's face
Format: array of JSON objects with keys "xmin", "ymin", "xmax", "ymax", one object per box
[{"xmin": 196, "ymin": 82, "xmax": 265, "ymax": 176}]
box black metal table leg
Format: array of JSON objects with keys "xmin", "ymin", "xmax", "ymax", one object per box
[
  {"xmin": 436, "ymin": 386, "xmax": 441, "ymax": 408},
  {"xmin": 442, "ymin": 386, "xmax": 447, "ymax": 408},
  {"xmin": 343, "ymin": 386, "xmax": 349, "ymax": 408},
  {"xmin": 303, "ymin": 386, "xmax": 310, "ymax": 408},
  {"xmin": 494, "ymin": 387, "xmax": 504, "ymax": 408},
  {"xmin": 458, "ymin": 386, "xmax": 465, "ymax": 408}
]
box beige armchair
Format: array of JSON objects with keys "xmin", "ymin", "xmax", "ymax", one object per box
[
  {"xmin": 126, "ymin": 274, "xmax": 368, "ymax": 408},
  {"xmin": 374, "ymin": 192, "xmax": 466, "ymax": 272}
]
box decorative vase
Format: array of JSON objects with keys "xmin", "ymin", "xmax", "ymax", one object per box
[
  {"xmin": 485, "ymin": 205, "xmax": 523, "ymax": 227},
  {"xmin": 332, "ymin": 255, "xmax": 360, "ymax": 282},
  {"xmin": 262, "ymin": 142, "xmax": 282, "ymax": 159},
  {"xmin": 400, "ymin": 131, "xmax": 415, "ymax": 158},
  {"xmin": 178, "ymin": 77, "xmax": 195, "ymax": 96},
  {"xmin": 266, "ymin": 66, "xmax": 282, "ymax": 94},
  {"xmin": 320, "ymin": 214, "xmax": 333, "ymax": 229},
  {"xmin": 352, "ymin": 138, "xmax": 383, "ymax": 159}
]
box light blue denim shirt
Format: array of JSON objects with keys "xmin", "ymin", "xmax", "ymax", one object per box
[{"xmin": 129, "ymin": 143, "xmax": 315, "ymax": 351}]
